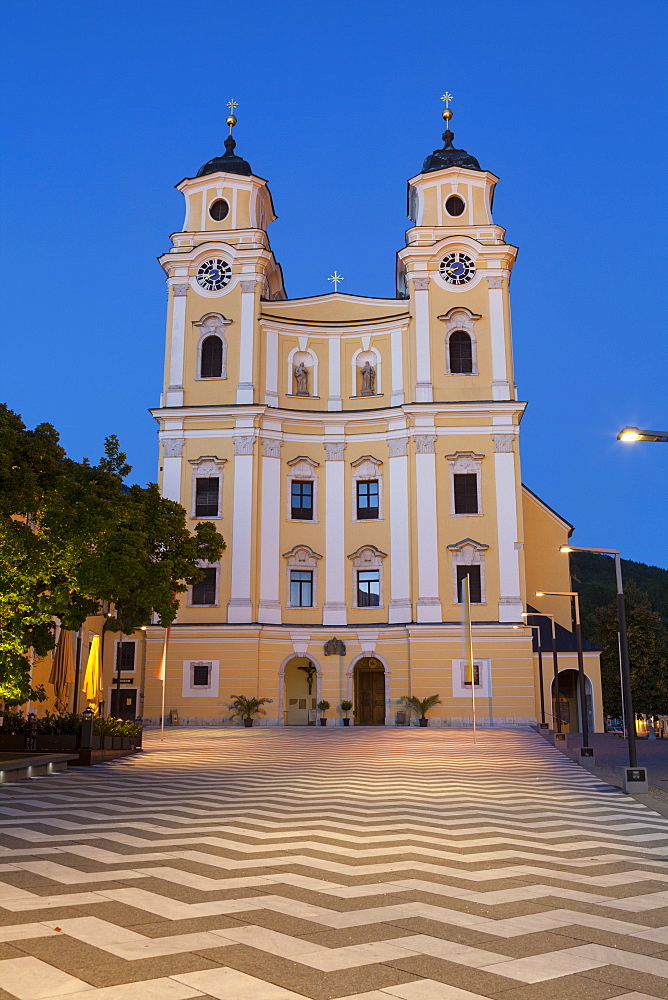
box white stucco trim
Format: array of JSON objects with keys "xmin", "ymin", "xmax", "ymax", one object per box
[
  {"xmin": 452, "ymin": 658, "xmax": 491, "ymax": 699},
  {"xmin": 182, "ymin": 660, "xmax": 220, "ymax": 698},
  {"xmin": 188, "ymin": 455, "xmax": 226, "ymax": 519},
  {"xmin": 283, "ymin": 545, "xmax": 322, "ymax": 608},
  {"xmin": 286, "ymin": 456, "xmax": 320, "ymax": 522},
  {"xmin": 193, "ymin": 313, "xmax": 231, "ymax": 380},
  {"xmin": 448, "ymin": 539, "xmax": 488, "ymax": 607},
  {"xmin": 439, "ymin": 307, "xmax": 481, "ymax": 375},
  {"xmin": 350, "ymin": 455, "xmax": 383, "ymax": 521},
  {"xmin": 445, "ymin": 451, "xmax": 484, "ymax": 516},
  {"xmin": 348, "ymin": 544, "xmax": 387, "ymax": 609}
]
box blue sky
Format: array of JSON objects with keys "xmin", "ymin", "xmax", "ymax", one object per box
[{"xmin": 1, "ymin": 0, "xmax": 667, "ymax": 569}]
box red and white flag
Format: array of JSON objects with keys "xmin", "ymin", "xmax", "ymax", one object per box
[{"xmin": 157, "ymin": 625, "xmax": 171, "ymax": 681}]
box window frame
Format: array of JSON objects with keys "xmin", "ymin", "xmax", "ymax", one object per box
[
  {"xmin": 181, "ymin": 659, "xmax": 220, "ymax": 698},
  {"xmin": 190, "ymin": 566, "xmax": 218, "ymax": 607},
  {"xmin": 194, "ymin": 314, "xmax": 231, "ymax": 381},
  {"xmin": 439, "ymin": 307, "xmax": 480, "ymax": 376},
  {"xmin": 350, "ymin": 455, "xmax": 384, "ymax": 522},
  {"xmin": 195, "ymin": 476, "xmax": 221, "ymax": 518},
  {"xmin": 357, "ymin": 568, "xmax": 381, "ymax": 607},
  {"xmin": 286, "ymin": 457, "xmax": 320, "ymax": 522},
  {"xmin": 348, "ymin": 544, "xmax": 387, "ymax": 610},
  {"xmin": 189, "ymin": 456, "xmax": 225, "ymax": 520},
  {"xmin": 453, "ymin": 472, "xmax": 479, "ymax": 515},
  {"xmin": 290, "ymin": 570, "xmax": 313, "ymax": 608},
  {"xmin": 446, "ymin": 452, "xmax": 484, "ymax": 517},
  {"xmin": 290, "ymin": 479, "xmax": 314, "ymax": 520},
  {"xmin": 283, "ymin": 544, "xmax": 322, "ymax": 609},
  {"xmin": 448, "ymin": 538, "xmax": 488, "ymax": 607},
  {"xmin": 114, "ymin": 640, "xmax": 136, "ymax": 673},
  {"xmin": 356, "ymin": 479, "xmax": 380, "ymax": 520}
]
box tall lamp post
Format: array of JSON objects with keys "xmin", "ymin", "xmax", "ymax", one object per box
[
  {"xmin": 559, "ymin": 545, "xmax": 638, "ymax": 773},
  {"xmin": 523, "ymin": 611, "xmax": 561, "ymax": 733},
  {"xmin": 618, "ymin": 427, "xmax": 668, "ymax": 444},
  {"xmin": 535, "ymin": 590, "xmax": 590, "ymax": 752},
  {"xmin": 516, "ymin": 622, "xmax": 546, "ymax": 727}
]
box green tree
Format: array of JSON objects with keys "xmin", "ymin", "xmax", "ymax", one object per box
[
  {"xmin": 594, "ymin": 580, "xmax": 668, "ymax": 718},
  {"xmin": 0, "ymin": 405, "xmax": 225, "ymax": 703}
]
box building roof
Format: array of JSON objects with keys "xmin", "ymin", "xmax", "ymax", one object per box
[
  {"xmin": 526, "ymin": 605, "xmax": 601, "ymax": 652},
  {"xmin": 421, "ymin": 128, "xmax": 482, "ymax": 173},
  {"xmin": 195, "ymin": 136, "xmax": 252, "ymax": 178}
]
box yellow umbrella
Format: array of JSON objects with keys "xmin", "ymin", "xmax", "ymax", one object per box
[
  {"xmin": 49, "ymin": 630, "xmax": 75, "ymax": 713},
  {"xmin": 82, "ymin": 635, "xmax": 102, "ymax": 709}
]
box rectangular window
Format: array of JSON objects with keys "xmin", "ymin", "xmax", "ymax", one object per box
[
  {"xmin": 192, "ymin": 663, "xmax": 210, "ymax": 687},
  {"xmin": 195, "ymin": 477, "xmax": 219, "ymax": 517},
  {"xmin": 357, "ymin": 569, "xmax": 380, "ymax": 607},
  {"xmin": 453, "ymin": 473, "xmax": 478, "ymax": 514},
  {"xmin": 291, "ymin": 481, "xmax": 313, "ymax": 520},
  {"xmin": 462, "ymin": 664, "xmax": 481, "ymax": 686},
  {"xmin": 356, "ymin": 480, "xmax": 379, "ymax": 519},
  {"xmin": 192, "ymin": 567, "xmax": 217, "ymax": 605},
  {"xmin": 115, "ymin": 641, "xmax": 135, "ymax": 672},
  {"xmin": 290, "ymin": 570, "xmax": 313, "ymax": 607},
  {"xmin": 456, "ymin": 565, "xmax": 482, "ymax": 604}
]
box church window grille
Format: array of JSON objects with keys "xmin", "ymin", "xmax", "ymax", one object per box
[
  {"xmin": 445, "ymin": 195, "xmax": 465, "ymax": 217},
  {"xmin": 115, "ymin": 642, "xmax": 135, "ymax": 672},
  {"xmin": 449, "ymin": 331, "xmax": 473, "ymax": 374},
  {"xmin": 195, "ymin": 478, "xmax": 220, "ymax": 518},
  {"xmin": 192, "ymin": 663, "xmax": 211, "ymax": 686},
  {"xmin": 192, "ymin": 568, "xmax": 217, "ymax": 605},
  {"xmin": 291, "ymin": 481, "xmax": 313, "ymax": 520},
  {"xmin": 456, "ymin": 565, "xmax": 482, "ymax": 604},
  {"xmin": 356, "ymin": 480, "xmax": 379, "ymax": 519},
  {"xmin": 290, "ymin": 571, "xmax": 313, "ymax": 607},
  {"xmin": 357, "ymin": 570, "xmax": 380, "ymax": 607},
  {"xmin": 200, "ymin": 335, "xmax": 223, "ymax": 378},
  {"xmin": 453, "ymin": 473, "xmax": 479, "ymax": 514}
]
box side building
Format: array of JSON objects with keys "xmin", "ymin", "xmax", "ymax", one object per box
[{"xmin": 135, "ymin": 111, "xmax": 603, "ymax": 730}]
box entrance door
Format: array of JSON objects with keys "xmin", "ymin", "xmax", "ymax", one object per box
[
  {"xmin": 284, "ymin": 658, "xmax": 317, "ymax": 725},
  {"xmin": 110, "ymin": 688, "xmax": 137, "ymax": 721},
  {"xmin": 357, "ymin": 669, "xmax": 385, "ymax": 725}
]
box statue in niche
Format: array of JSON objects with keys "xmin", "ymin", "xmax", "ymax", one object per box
[
  {"xmin": 294, "ymin": 361, "xmax": 309, "ymax": 396},
  {"xmin": 360, "ymin": 361, "xmax": 376, "ymax": 396}
]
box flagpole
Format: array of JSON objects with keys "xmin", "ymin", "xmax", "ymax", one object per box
[
  {"xmin": 158, "ymin": 626, "xmax": 171, "ymax": 741},
  {"xmin": 463, "ymin": 576, "xmax": 476, "ymax": 744}
]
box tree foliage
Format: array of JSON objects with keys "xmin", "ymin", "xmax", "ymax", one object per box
[
  {"xmin": 0, "ymin": 405, "xmax": 225, "ymax": 702},
  {"xmin": 594, "ymin": 580, "xmax": 668, "ymax": 717},
  {"xmin": 571, "ymin": 550, "xmax": 668, "ymax": 639}
]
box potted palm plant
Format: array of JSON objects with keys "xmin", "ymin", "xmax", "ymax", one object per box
[
  {"xmin": 317, "ymin": 700, "xmax": 330, "ymax": 725},
  {"xmin": 402, "ymin": 694, "xmax": 441, "ymax": 727},
  {"xmin": 340, "ymin": 700, "xmax": 353, "ymax": 726},
  {"xmin": 227, "ymin": 695, "xmax": 273, "ymax": 727}
]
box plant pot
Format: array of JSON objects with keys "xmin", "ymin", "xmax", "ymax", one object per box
[
  {"xmin": 342, "ymin": 718, "xmax": 350, "ymax": 726},
  {"xmin": 36, "ymin": 735, "xmax": 78, "ymax": 751},
  {"xmin": 418, "ymin": 718, "xmax": 428, "ymax": 727},
  {"xmin": 319, "ymin": 718, "xmax": 327, "ymax": 726},
  {"xmin": 243, "ymin": 718, "xmax": 253, "ymax": 727}
]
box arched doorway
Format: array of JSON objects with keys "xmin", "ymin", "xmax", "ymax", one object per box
[
  {"xmin": 552, "ymin": 669, "xmax": 594, "ymax": 734},
  {"xmin": 354, "ymin": 657, "xmax": 385, "ymax": 726},
  {"xmin": 284, "ymin": 657, "xmax": 318, "ymax": 725}
]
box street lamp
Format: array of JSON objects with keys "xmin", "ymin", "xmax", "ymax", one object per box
[
  {"xmin": 618, "ymin": 427, "xmax": 668, "ymax": 443},
  {"xmin": 559, "ymin": 545, "xmax": 638, "ymax": 771},
  {"xmin": 535, "ymin": 590, "xmax": 590, "ymax": 749},
  {"xmin": 515, "ymin": 622, "xmax": 547, "ymax": 727},
  {"xmin": 523, "ymin": 611, "xmax": 561, "ymax": 733}
]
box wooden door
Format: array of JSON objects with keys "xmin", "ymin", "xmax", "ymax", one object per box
[
  {"xmin": 110, "ymin": 688, "xmax": 137, "ymax": 721},
  {"xmin": 357, "ymin": 670, "xmax": 385, "ymax": 725}
]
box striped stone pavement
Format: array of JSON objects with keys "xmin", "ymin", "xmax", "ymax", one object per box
[{"xmin": 1, "ymin": 726, "xmax": 668, "ymax": 999}]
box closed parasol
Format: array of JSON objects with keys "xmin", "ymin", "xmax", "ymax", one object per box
[
  {"xmin": 82, "ymin": 635, "xmax": 103, "ymax": 709},
  {"xmin": 49, "ymin": 630, "xmax": 75, "ymax": 713}
]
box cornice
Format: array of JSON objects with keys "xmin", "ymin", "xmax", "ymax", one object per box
[{"xmin": 258, "ymin": 315, "xmax": 411, "ymax": 336}]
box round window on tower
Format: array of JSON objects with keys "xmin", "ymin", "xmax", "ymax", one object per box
[
  {"xmin": 209, "ymin": 199, "xmax": 230, "ymax": 222},
  {"xmin": 445, "ymin": 195, "xmax": 465, "ymax": 217}
]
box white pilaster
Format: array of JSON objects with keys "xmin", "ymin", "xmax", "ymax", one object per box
[
  {"xmin": 322, "ymin": 440, "xmax": 347, "ymax": 626},
  {"xmin": 388, "ymin": 437, "xmax": 412, "ymax": 623},
  {"xmin": 165, "ymin": 284, "xmax": 188, "ymax": 406},
  {"xmin": 328, "ymin": 337, "xmax": 342, "ymax": 411},
  {"xmin": 487, "ymin": 276, "xmax": 511, "ymax": 401},
  {"xmin": 237, "ymin": 280, "xmax": 257, "ymax": 404},
  {"xmin": 492, "ymin": 433, "xmax": 523, "ymax": 622},
  {"xmin": 258, "ymin": 437, "xmax": 282, "ymax": 623},
  {"xmin": 412, "ymin": 277, "xmax": 433, "ymax": 403},
  {"xmin": 227, "ymin": 435, "xmax": 255, "ymax": 623},
  {"xmin": 414, "ymin": 434, "xmax": 442, "ymax": 622},
  {"xmin": 161, "ymin": 438, "xmax": 184, "ymax": 502},
  {"xmin": 264, "ymin": 327, "xmax": 278, "ymax": 406},
  {"xmin": 390, "ymin": 327, "xmax": 405, "ymax": 406}
]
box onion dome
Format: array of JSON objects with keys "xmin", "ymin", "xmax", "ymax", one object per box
[
  {"xmin": 196, "ymin": 135, "xmax": 252, "ymax": 177},
  {"xmin": 421, "ymin": 93, "xmax": 482, "ymax": 173}
]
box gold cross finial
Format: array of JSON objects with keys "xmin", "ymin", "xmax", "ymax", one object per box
[
  {"xmin": 226, "ymin": 99, "xmax": 239, "ymax": 135},
  {"xmin": 328, "ymin": 271, "xmax": 344, "ymax": 292},
  {"xmin": 441, "ymin": 92, "xmax": 454, "ymax": 125}
]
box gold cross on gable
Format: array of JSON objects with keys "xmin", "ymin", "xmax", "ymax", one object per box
[
  {"xmin": 226, "ymin": 99, "xmax": 239, "ymax": 112},
  {"xmin": 328, "ymin": 271, "xmax": 344, "ymax": 292},
  {"xmin": 441, "ymin": 92, "xmax": 454, "ymax": 110}
]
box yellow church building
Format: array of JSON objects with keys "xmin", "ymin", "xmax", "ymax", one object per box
[
  {"xmin": 24, "ymin": 103, "xmax": 598, "ymax": 732},
  {"xmin": 105, "ymin": 101, "xmax": 601, "ymax": 732}
]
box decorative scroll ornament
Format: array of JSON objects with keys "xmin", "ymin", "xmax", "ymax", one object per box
[
  {"xmin": 324, "ymin": 637, "xmax": 346, "ymax": 656},
  {"xmin": 163, "ymin": 438, "xmax": 185, "ymax": 457}
]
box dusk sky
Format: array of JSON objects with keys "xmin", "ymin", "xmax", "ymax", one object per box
[{"xmin": 1, "ymin": 0, "xmax": 666, "ymax": 569}]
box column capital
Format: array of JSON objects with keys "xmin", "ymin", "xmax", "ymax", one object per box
[
  {"xmin": 324, "ymin": 441, "xmax": 346, "ymax": 461},
  {"xmin": 492, "ymin": 434, "xmax": 515, "ymax": 453},
  {"xmin": 163, "ymin": 438, "xmax": 184, "ymax": 457},
  {"xmin": 413, "ymin": 434, "xmax": 437, "ymax": 454},
  {"xmin": 240, "ymin": 279, "xmax": 259, "ymax": 293},
  {"xmin": 411, "ymin": 276, "xmax": 430, "ymax": 291},
  {"xmin": 171, "ymin": 283, "xmax": 189, "ymax": 297},
  {"xmin": 388, "ymin": 437, "xmax": 409, "ymax": 458},
  {"xmin": 233, "ymin": 435, "xmax": 256, "ymax": 456},
  {"xmin": 260, "ymin": 437, "xmax": 281, "ymax": 459},
  {"xmin": 486, "ymin": 275, "xmax": 504, "ymax": 289}
]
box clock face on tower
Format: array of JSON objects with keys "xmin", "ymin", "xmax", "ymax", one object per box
[
  {"xmin": 196, "ymin": 258, "xmax": 232, "ymax": 291},
  {"xmin": 440, "ymin": 252, "xmax": 476, "ymax": 285}
]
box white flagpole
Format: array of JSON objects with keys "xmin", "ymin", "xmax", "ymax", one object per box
[
  {"xmin": 158, "ymin": 626, "xmax": 170, "ymax": 741},
  {"xmin": 463, "ymin": 576, "xmax": 476, "ymax": 743}
]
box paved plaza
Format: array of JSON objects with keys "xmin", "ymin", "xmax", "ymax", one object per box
[{"xmin": 2, "ymin": 729, "xmax": 668, "ymax": 999}]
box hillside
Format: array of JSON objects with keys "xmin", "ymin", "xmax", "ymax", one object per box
[{"xmin": 570, "ymin": 550, "xmax": 668, "ymax": 640}]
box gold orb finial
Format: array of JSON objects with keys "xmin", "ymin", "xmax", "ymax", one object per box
[
  {"xmin": 226, "ymin": 99, "xmax": 239, "ymax": 135},
  {"xmin": 441, "ymin": 91, "xmax": 454, "ymax": 124}
]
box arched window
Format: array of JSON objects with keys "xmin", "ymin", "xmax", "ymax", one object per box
[
  {"xmin": 200, "ymin": 336, "xmax": 223, "ymax": 378},
  {"xmin": 449, "ymin": 331, "xmax": 473, "ymax": 374}
]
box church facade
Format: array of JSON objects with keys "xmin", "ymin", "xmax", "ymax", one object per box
[{"xmin": 137, "ymin": 108, "xmax": 603, "ymax": 730}]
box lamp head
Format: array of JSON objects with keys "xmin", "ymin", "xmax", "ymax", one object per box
[
  {"xmin": 618, "ymin": 427, "xmax": 641, "ymax": 442},
  {"xmin": 535, "ymin": 592, "xmax": 545, "ymax": 597},
  {"xmin": 560, "ymin": 546, "xmax": 573, "ymax": 553}
]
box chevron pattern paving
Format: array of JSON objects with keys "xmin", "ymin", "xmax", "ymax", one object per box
[{"xmin": 1, "ymin": 728, "xmax": 668, "ymax": 999}]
